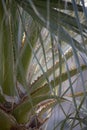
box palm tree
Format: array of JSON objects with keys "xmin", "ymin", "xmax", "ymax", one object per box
[{"xmin": 0, "ymin": 0, "xmax": 87, "ymax": 130}]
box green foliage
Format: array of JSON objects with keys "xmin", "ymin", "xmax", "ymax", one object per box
[{"xmin": 0, "ymin": 0, "xmax": 87, "ymax": 130}]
